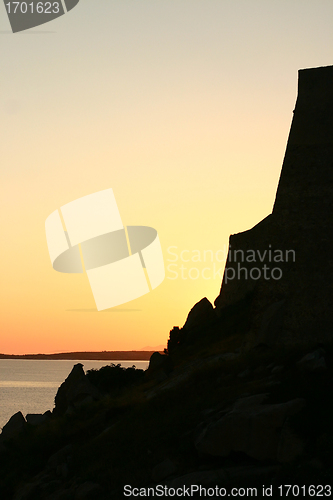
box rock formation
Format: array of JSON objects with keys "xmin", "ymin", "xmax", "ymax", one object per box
[
  {"xmin": 53, "ymin": 363, "xmax": 101, "ymax": 415},
  {"xmin": 214, "ymin": 65, "xmax": 333, "ymax": 346},
  {"xmin": 183, "ymin": 297, "xmax": 217, "ymax": 332},
  {"xmin": 195, "ymin": 394, "xmax": 305, "ymax": 462},
  {"xmin": 0, "ymin": 411, "xmax": 26, "ymax": 444}
]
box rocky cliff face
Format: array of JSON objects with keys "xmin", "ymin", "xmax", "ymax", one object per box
[{"xmin": 214, "ymin": 65, "xmax": 333, "ymax": 346}]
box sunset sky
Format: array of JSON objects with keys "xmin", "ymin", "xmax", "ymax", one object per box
[{"xmin": 1, "ymin": 1, "xmax": 332, "ymax": 354}]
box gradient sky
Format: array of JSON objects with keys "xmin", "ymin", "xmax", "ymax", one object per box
[{"xmin": 1, "ymin": 1, "xmax": 332, "ymax": 354}]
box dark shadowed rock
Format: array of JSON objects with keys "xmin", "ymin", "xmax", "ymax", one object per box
[
  {"xmin": 166, "ymin": 469, "xmax": 228, "ymax": 489},
  {"xmin": 147, "ymin": 352, "xmax": 173, "ymax": 381},
  {"xmin": 53, "ymin": 364, "xmax": 101, "ymax": 415},
  {"xmin": 237, "ymin": 369, "xmax": 251, "ymax": 378},
  {"xmin": 0, "ymin": 411, "xmax": 26, "ymax": 443},
  {"xmin": 13, "ymin": 481, "xmax": 39, "ymax": 500},
  {"xmin": 297, "ymin": 349, "xmax": 327, "ymax": 372},
  {"xmin": 195, "ymin": 394, "xmax": 305, "ymax": 461},
  {"xmin": 183, "ymin": 297, "xmax": 216, "ymax": 331},
  {"xmin": 74, "ymin": 482, "xmax": 103, "ymax": 499},
  {"xmin": 45, "ymin": 489, "xmax": 72, "ymax": 500},
  {"xmin": 277, "ymin": 419, "xmax": 305, "ymax": 463},
  {"xmin": 152, "ymin": 458, "xmax": 177, "ymax": 482},
  {"xmin": 148, "ymin": 352, "xmax": 167, "ymax": 371},
  {"xmin": 26, "ymin": 411, "xmax": 51, "ymax": 426},
  {"xmin": 271, "ymin": 365, "xmax": 285, "ymax": 374},
  {"xmin": 225, "ymin": 465, "xmax": 280, "ymax": 483},
  {"xmin": 47, "ymin": 445, "xmax": 73, "ymax": 470},
  {"xmin": 166, "ymin": 466, "xmax": 279, "ymax": 489}
]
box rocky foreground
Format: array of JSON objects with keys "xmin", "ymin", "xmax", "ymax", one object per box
[{"xmin": 0, "ymin": 297, "xmax": 332, "ymax": 499}]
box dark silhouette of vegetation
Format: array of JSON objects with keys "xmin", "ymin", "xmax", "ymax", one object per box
[
  {"xmin": 167, "ymin": 326, "xmax": 186, "ymax": 353},
  {"xmin": 86, "ymin": 363, "xmax": 145, "ymax": 395}
]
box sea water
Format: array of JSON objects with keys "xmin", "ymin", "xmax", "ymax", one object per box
[{"xmin": 0, "ymin": 359, "xmax": 149, "ymax": 429}]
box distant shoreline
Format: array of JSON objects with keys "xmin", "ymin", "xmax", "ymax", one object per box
[{"xmin": 0, "ymin": 351, "xmax": 163, "ymax": 361}]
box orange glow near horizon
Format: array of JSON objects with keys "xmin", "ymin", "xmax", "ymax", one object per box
[{"xmin": 1, "ymin": 1, "xmax": 333, "ymax": 354}]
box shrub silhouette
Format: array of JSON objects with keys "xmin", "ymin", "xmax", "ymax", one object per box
[
  {"xmin": 167, "ymin": 326, "xmax": 187, "ymax": 352},
  {"xmin": 86, "ymin": 363, "xmax": 145, "ymax": 395}
]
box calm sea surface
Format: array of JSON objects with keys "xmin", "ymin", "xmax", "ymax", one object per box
[{"xmin": 0, "ymin": 359, "xmax": 149, "ymax": 430}]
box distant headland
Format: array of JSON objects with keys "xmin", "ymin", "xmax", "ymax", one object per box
[{"xmin": 0, "ymin": 350, "xmax": 164, "ymax": 361}]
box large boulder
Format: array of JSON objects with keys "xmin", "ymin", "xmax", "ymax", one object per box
[
  {"xmin": 195, "ymin": 394, "xmax": 305, "ymax": 462},
  {"xmin": 26, "ymin": 411, "xmax": 52, "ymax": 426},
  {"xmin": 146, "ymin": 352, "xmax": 172, "ymax": 382},
  {"xmin": 0, "ymin": 411, "xmax": 26, "ymax": 443},
  {"xmin": 183, "ymin": 297, "xmax": 216, "ymax": 331},
  {"xmin": 53, "ymin": 364, "xmax": 101, "ymax": 415}
]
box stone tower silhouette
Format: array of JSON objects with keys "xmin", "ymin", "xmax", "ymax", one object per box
[{"xmin": 214, "ymin": 65, "xmax": 333, "ymax": 345}]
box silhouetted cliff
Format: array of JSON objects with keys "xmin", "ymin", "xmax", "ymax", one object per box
[{"xmin": 215, "ymin": 65, "xmax": 333, "ymax": 346}]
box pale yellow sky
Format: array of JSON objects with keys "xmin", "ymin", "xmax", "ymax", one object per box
[{"xmin": 1, "ymin": 1, "xmax": 332, "ymax": 353}]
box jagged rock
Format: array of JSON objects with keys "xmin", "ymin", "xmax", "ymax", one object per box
[
  {"xmin": 74, "ymin": 482, "xmax": 103, "ymax": 499},
  {"xmin": 0, "ymin": 411, "xmax": 26, "ymax": 443},
  {"xmin": 26, "ymin": 411, "xmax": 51, "ymax": 426},
  {"xmin": 183, "ymin": 297, "xmax": 216, "ymax": 331},
  {"xmin": 297, "ymin": 349, "xmax": 327, "ymax": 372},
  {"xmin": 53, "ymin": 364, "xmax": 101, "ymax": 415},
  {"xmin": 214, "ymin": 65, "xmax": 333, "ymax": 346},
  {"xmin": 152, "ymin": 458, "xmax": 177, "ymax": 482},
  {"xmin": 195, "ymin": 394, "xmax": 305, "ymax": 461}
]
